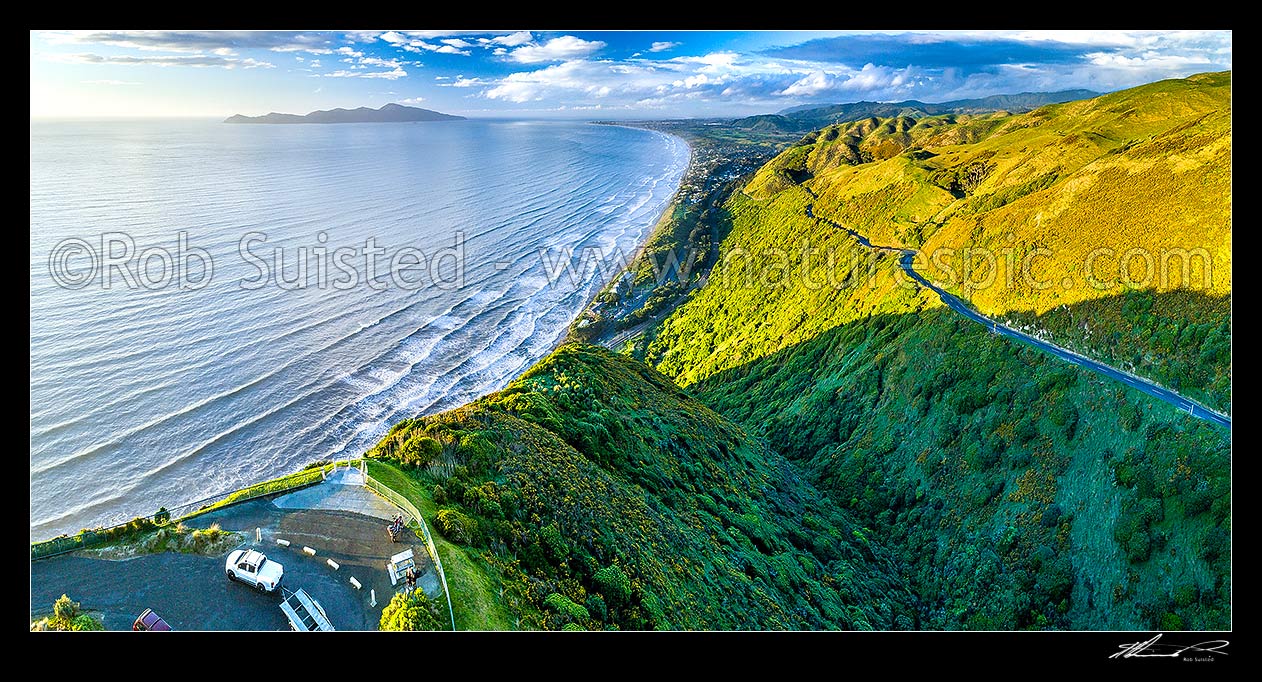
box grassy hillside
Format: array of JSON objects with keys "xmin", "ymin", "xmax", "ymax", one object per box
[
  {"xmin": 367, "ymin": 344, "xmax": 918, "ymax": 630},
  {"xmin": 737, "ymin": 71, "xmax": 1231, "ymax": 412},
  {"xmin": 645, "ymin": 188, "xmax": 939, "ymax": 387},
  {"xmin": 637, "ymin": 73, "xmax": 1231, "ymax": 629}
]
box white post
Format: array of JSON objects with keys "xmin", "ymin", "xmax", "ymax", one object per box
[
  {"xmin": 256, "ymin": 527, "xmax": 261, "ymax": 543},
  {"xmin": 370, "ymin": 589, "xmax": 376, "ymax": 607}
]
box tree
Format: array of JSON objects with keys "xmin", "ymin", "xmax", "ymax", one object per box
[{"xmin": 380, "ymin": 589, "xmax": 445, "ymax": 631}]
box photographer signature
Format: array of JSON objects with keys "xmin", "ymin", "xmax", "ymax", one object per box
[{"xmin": 1111, "ymin": 634, "xmax": 1229, "ymax": 659}]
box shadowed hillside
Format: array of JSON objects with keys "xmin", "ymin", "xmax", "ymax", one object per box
[
  {"xmin": 367, "ymin": 344, "xmax": 918, "ymax": 630},
  {"xmin": 690, "ymin": 302, "xmax": 1230, "ymax": 629}
]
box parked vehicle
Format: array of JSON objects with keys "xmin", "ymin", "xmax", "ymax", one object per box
[
  {"xmin": 279, "ymin": 588, "xmax": 334, "ymax": 631},
  {"xmin": 225, "ymin": 549, "xmax": 284, "ymax": 592},
  {"xmin": 132, "ymin": 608, "xmax": 172, "ymax": 631}
]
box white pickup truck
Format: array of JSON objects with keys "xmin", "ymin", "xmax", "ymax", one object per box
[{"xmin": 225, "ymin": 549, "xmax": 284, "ymax": 592}]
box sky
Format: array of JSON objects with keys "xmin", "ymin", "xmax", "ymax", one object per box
[{"xmin": 29, "ymin": 30, "xmax": 1232, "ymax": 119}]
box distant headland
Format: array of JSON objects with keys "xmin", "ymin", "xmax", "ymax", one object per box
[{"xmin": 224, "ymin": 103, "xmax": 465, "ymax": 124}]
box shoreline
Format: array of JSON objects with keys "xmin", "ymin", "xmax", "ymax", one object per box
[{"xmin": 551, "ymin": 123, "xmax": 694, "ymax": 351}]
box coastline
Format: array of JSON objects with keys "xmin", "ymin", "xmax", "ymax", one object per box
[
  {"xmin": 30, "ymin": 123, "xmax": 694, "ymax": 546},
  {"xmin": 551, "ymin": 124, "xmax": 694, "ymax": 351}
]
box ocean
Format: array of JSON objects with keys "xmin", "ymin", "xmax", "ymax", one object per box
[{"xmin": 29, "ymin": 118, "xmax": 689, "ymax": 540}]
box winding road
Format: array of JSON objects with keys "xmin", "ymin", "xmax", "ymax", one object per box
[{"xmin": 804, "ymin": 203, "xmax": 1230, "ymax": 429}]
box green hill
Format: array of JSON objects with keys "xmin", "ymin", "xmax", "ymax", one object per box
[
  {"xmin": 739, "ymin": 71, "xmax": 1232, "ymax": 413},
  {"xmin": 368, "ymin": 344, "xmax": 917, "ymax": 630},
  {"xmin": 636, "ymin": 72, "xmax": 1231, "ymax": 629}
]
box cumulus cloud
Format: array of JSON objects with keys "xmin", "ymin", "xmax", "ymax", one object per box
[
  {"xmin": 489, "ymin": 31, "xmax": 533, "ymax": 47},
  {"xmin": 508, "ymin": 36, "xmax": 606, "ymax": 63},
  {"xmin": 398, "ymin": 96, "xmax": 426, "ymax": 104},
  {"xmin": 649, "ymin": 41, "xmax": 680, "ymax": 52}
]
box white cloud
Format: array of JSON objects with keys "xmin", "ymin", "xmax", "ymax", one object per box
[
  {"xmin": 343, "ymin": 31, "xmax": 383, "ymax": 43},
  {"xmin": 508, "ymin": 36, "xmax": 606, "ymax": 64},
  {"xmin": 321, "ymin": 66, "xmax": 407, "ymax": 80},
  {"xmin": 490, "ymin": 31, "xmax": 533, "ymax": 47},
  {"xmin": 399, "ymin": 30, "xmax": 504, "ymax": 40},
  {"xmin": 335, "ymin": 46, "xmax": 363, "ymax": 58},
  {"xmin": 486, "ymin": 60, "xmax": 649, "ymax": 102},
  {"xmin": 777, "ymin": 71, "xmax": 836, "ymax": 97},
  {"xmin": 474, "ymin": 52, "xmax": 932, "ymax": 112},
  {"xmin": 52, "ymin": 53, "xmax": 275, "ymax": 69},
  {"xmin": 439, "ymin": 75, "xmax": 488, "ymax": 88},
  {"xmin": 649, "ymin": 41, "xmax": 680, "ymax": 53},
  {"xmin": 399, "ymin": 39, "xmax": 471, "ymax": 56},
  {"xmin": 1083, "ymin": 51, "xmax": 1214, "ymax": 69},
  {"xmin": 399, "ymin": 96, "xmax": 426, "ymax": 104},
  {"xmin": 360, "ymin": 56, "xmax": 403, "ymax": 68},
  {"xmin": 379, "ymin": 31, "xmax": 407, "ymax": 45},
  {"xmin": 441, "ymin": 38, "xmax": 474, "ymax": 49},
  {"xmin": 434, "ymin": 45, "xmax": 471, "ymax": 55}
]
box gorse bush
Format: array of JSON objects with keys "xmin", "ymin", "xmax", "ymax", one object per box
[
  {"xmin": 39, "ymin": 594, "xmax": 103, "ymax": 631},
  {"xmin": 380, "ymin": 589, "xmax": 445, "ymax": 631},
  {"xmin": 53, "ymin": 594, "xmax": 79, "ymax": 622}
]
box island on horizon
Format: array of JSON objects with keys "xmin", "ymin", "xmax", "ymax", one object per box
[{"xmin": 224, "ymin": 103, "xmax": 465, "ymax": 124}]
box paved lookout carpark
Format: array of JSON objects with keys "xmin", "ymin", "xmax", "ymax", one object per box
[{"xmin": 30, "ymin": 468, "xmax": 441, "ymax": 630}]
